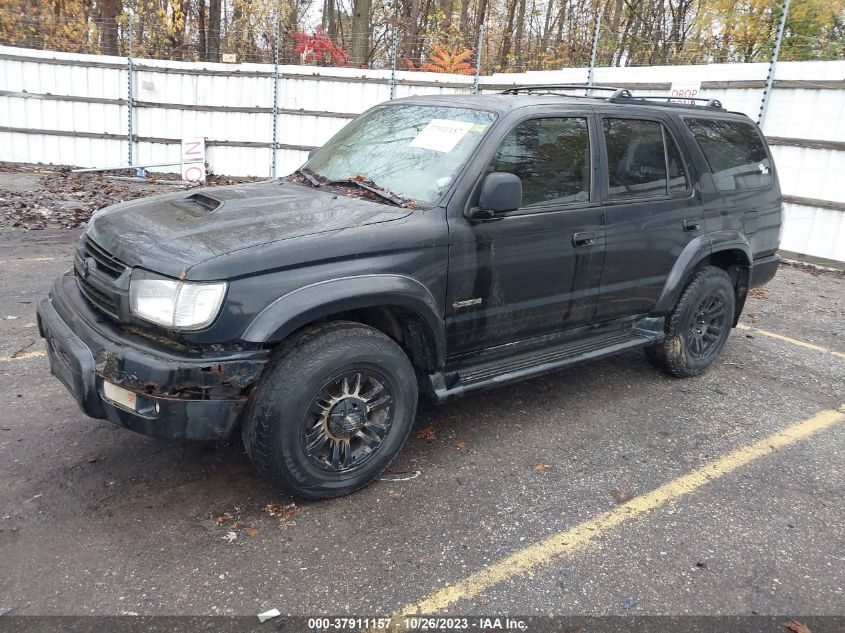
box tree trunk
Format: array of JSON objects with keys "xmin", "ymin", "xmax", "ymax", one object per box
[
  {"xmin": 607, "ymin": 0, "xmax": 624, "ymax": 64},
  {"xmin": 98, "ymin": 0, "xmax": 119, "ymax": 56},
  {"xmin": 207, "ymin": 0, "xmax": 221, "ymax": 62},
  {"xmin": 513, "ymin": 0, "xmax": 527, "ymax": 66},
  {"xmin": 400, "ymin": 0, "xmax": 422, "ymax": 64},
  {"xmin": 198, "ymin": 0, "xmax": 207, "ymax": 60},
  {"xmin": 323, "ymin": 0, "xmax": 338, "ymax": 41},
  {"xmin": 350, "ymin": 0, "xmax": 372, "ymax": 66},
  {"xmin": 472, "ymin": 0, "xmax": 489, "ymax": 64},
  {"xmin": 459, "ymin": 0, "xmax": 471, "ymax": 42},
  {"xmin": 498, "ymin": 0, "xmax": 518, "ymax": 68},
  {"xmin": 441, "ymin": 0, "xmax": 456, "ymax": 30}
]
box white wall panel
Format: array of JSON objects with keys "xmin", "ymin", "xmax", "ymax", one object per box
[
  {"xmin": 1, "ymin": 45, "xmax": 843, "ymax": 261},
  {"xmin": 782, "ymin": 202, "xmax": 845, "ymax": 262}
]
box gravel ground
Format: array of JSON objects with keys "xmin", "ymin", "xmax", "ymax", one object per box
[{"xmin": 0, "ymin": 170, "xmax": 843, "ymax": 622}]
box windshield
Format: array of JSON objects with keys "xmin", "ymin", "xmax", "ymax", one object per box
[{"xmin": 302, "ymin": 105, "xmax": 497, "ymax": 206}]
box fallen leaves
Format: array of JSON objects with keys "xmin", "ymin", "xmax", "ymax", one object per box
[
  {"xmin": 215, "ymin": 506, "xmax": 243, "ymax": 529},
  {"xmin": 746, "ymin": 312, "xmax": 759, "ymax": 324},
  {"xmin": 785, "ymin": 620, "xmax": 812, "ymax": 633},
  {"xmin": 265, "ymin": 502, "xmax": 299, "ymax": 525},
  {"xmin": 0, "ymin": 167, "xmax": 260, "ymax": 230},
  {"xmin": 456, "ymin": 442, "xmax": 465, "ymax": 450},
  {"xmin": 417, "ymin": 425, "xmax": 437, "ymax": 441},
  {"xmin": 246, "ymin": 526, "xmax": 259, "ymax": 537},
  {"xmin": 611, "ymin": 488, "xmax": 634, "ymax": 503},
  {"xmin": 533, "ymin": 463, "xmax": 551, "ymax": 472}
]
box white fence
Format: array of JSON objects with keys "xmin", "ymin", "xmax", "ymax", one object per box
[{"xmin": 1, "ymin": 45, "xmax": 843, "ymax": 264}]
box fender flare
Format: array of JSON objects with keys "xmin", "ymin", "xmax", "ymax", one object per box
[
  {"xmin": 653, "ymin": 232, "xmax": 752, "ymax": 315},
  {"xmin": 242, "ymin": 274, "xmax": 446, "ymax": 366}
]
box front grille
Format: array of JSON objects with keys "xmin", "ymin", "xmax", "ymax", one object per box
[
  {"xmin": 81, "ymin": 236, "xmax": 126, "ymax": 280},
  {"xmin": 74, "ymin": 236, "xmax": 127, "ymax": 319},
  {"xmin": 76, "ymin": 274, "xmax": 120, "ymax": 318}
]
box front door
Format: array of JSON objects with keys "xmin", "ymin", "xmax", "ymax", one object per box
[
  {"xmin": 445, "ymin": 114, "xmax": 605, "ymax": 356},
  {"xmin": 593, "ymin": 114, "xmax": 704, "ymax": 322}
]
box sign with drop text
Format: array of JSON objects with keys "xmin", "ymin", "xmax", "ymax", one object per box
[
  {"xmin": 181, "ymin": 137, "xmax": 206, "ymax": 182},
  {"xmin": 670, "ymin": 81, "xmax": 701, "ymax": 105}
]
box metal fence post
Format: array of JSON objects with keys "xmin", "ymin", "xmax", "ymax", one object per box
[
  {"xmin": 757, "ymin": 0, "xmax": 791, "ymax": 128},
  {"xmin": 472, "ymin": 24, "xmax": 484, "ymax": 94},
  {"xmin": 586, "ymin": 6, "xmax": 603, "ymax": 88},
  {"xmin": 389, "ymin": 24, "xmax": 398, "ymax": 100},
  {"xmin": 270, "ymin": 18, "xmax": 281, "ymax": 177},
  {"xmin": 126, "ymin": 15, "xmax": 134, "ymax": 167}
]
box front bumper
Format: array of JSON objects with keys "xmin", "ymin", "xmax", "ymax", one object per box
[{"xmin": 37, "ymin": 273, "xmax": 269, "ymax": 440}]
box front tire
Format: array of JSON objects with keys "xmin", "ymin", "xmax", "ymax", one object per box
[
  {"xmin": 646, "ymin": 265, "xmax": 736, "ymax": 378},
  {"xmin": 242, "ymin": 321, "xmax": 418, "ymax": 499}
]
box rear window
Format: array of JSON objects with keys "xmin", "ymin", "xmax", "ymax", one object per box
[
  {"xmin": 603, "ymin": 118, "xmax": 689, "ymax": 200},
  {"xmin": 684, "ymin": 118, "xmax": 772, "ymax": 192}
]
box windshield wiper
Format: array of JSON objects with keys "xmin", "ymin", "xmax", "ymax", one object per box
[
  {"xmin": 293, "ymin": 168, "xmax": 321, "ymax": 188},
  {"xmin": 325, "ymin": 178, "xmax": 409, "ymax": 208},
  {"xmin": 294, "ymin": 169, "xmax": 410, "ymax": 207}
]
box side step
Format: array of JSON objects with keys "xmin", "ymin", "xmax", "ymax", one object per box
[{"xmin": 429, "ymin": 329, "xmax": 661, "ymax": 400}]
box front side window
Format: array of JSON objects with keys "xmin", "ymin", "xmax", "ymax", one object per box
[
  {"xmin": 603, "ymin": 118, "xmax": 689, "ymax": 200},
  {"xmin": 304, "ymin": 105, "xmax": 496, "ymax": 206},
  {"xmin": 488, "ymin": 117, "xmax": 590, "ymax": 208},
  {"xmin": 684, "ymin": 118, "xmax": 772, "ymax": 192}
]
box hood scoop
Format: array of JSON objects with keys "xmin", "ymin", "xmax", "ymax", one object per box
[
  {"xmin": 171, "ymin": 192, "xmax": 223, "ymax": 214},
  {"xmin": 190, "ymin": 192, "xmax": 223, "ymax": 212}
]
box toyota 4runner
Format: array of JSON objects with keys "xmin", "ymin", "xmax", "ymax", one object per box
[{"xmin": 38, "ymin": 85, "xmax": 782, "ymax": 499}]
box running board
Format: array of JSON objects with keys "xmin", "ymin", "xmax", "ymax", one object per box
[{"xmin": 429, "ymin": 329, "xmax": 661, "ymax": 400}]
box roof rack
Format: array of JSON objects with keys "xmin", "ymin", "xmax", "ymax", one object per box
[
  {"xmin": 633, "ymin": 95, "xmax": 724, "ymax": 109},
  {"xmin": 499, "ymin": 84, "xmax": 725, "ymax": 110},
  {"xmin": 501, "ymin": 84, "xmax": 633, "ymax": 100}
]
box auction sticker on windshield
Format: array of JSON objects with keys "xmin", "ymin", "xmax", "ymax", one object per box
[{"xmin": 409, "ymin": 119, "xmax": 475, "ymax": 153}]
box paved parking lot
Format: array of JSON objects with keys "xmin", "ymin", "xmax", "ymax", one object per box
[{"xmin": 0, "ymin": 227, "xmax": 843, "ymax": 619}]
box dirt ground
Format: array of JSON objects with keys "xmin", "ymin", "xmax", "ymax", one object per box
[
  {"xmin": 0, "ymin": 166, "xmax": 843, "ymax": 626},
  {"xmin": 0, "ymin": 163, "xmax": 259, "ymax": 230}
]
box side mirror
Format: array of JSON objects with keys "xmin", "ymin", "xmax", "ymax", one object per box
[
  {"xmin": 308, "ymin": 148, "xmax": 320, "ymax": 160},
  {"xmin": 477, "ymin": 172, "xmax": 522, "ymax": 216}
]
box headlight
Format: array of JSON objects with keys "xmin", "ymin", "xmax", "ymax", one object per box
[{"xmin": 129, "ymin": 271, "xmax": 226, "ymax": 330}]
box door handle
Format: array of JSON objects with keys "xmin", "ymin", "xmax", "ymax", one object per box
[
  {"xmin": 683, "ymin": 219, "xmax": 701, "ymax": 232},
  {"xmin": 572, "ymin": 232, "xmax": 596, "ymax": 247}
]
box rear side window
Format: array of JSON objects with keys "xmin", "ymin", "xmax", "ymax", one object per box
[
  {"xmin": 488, "ymin": 117, "xmax": 590, "ymax": 208},
  {"xmin": 684, "ymin": 118, "xmax": 772, "ymax": 191},
  {"xmin": 603, "ymin": 119, "xmax": 689, "ymax": 200}
]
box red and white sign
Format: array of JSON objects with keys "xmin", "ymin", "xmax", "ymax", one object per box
[
  {"xmin": 181, "ymin": 137, "xmax": 206, "ymax": 181},
  {"xmin": 670, "ymin": 81, "xmax": 701, "ymax": 104}
]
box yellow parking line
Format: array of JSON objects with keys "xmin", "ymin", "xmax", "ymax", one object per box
[
  {"xmin": 737, "ymin": 323, "xmax": 845, "ymax": 359},
  {"xmin": 0, "ymin": 350, "xmax": 47, "ymax": 363},
  {"xmin": 398, "ymin": 406, "xmax": 845, "ymax": 615}
]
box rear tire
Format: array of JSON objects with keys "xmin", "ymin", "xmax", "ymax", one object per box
[
  {"xmin": 242, "ymin": 321, "xmax": 418, "ymax": 500},
  {"xmin": 646, "ymin": 265, "xmax": 735, "ymax": 378}
]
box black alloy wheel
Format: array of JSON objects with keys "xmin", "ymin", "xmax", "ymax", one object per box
[{"xmin": 303, "ymin": 369, "xmax": 394, "ymax": 473}]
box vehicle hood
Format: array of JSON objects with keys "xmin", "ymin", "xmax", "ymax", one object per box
[{"xmin": 86, "ymin": 180, "xmax": 412, "ymax": 279}]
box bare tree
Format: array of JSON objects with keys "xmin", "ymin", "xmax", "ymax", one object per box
[{"xmin": 98, "ymin": 0, "xmax": 119, "ymax": 55}]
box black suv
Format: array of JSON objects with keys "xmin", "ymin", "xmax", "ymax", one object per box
[{"xmin": 37, "ymin": 85, "xmax": 782, "ymax": 499}]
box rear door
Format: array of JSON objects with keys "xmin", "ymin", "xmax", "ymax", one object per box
[
  {"xmin": 593, "ymin": 112, "xmax": 703, "ymax": 322},
  {"xmin": 445, "ymin": 109, "xmax": 606, "ymax": 355}
]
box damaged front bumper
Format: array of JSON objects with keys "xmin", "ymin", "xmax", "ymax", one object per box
[{"xmin": 37, "ymin": 273, "xmax": 269, "ymax": 440}]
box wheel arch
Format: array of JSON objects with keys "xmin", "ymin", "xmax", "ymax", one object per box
[
  {"xmin": 655, "ymin": 234, "xmax": 751, "ymax": 325},
  {"xmin": 242, "ymin": 275, "xmax": 446, "ymax": 372}
]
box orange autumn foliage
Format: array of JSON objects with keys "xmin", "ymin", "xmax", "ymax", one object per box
[{"xmin": 420, "ymin": 45, "xmax": 476, "ymax": 75}]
